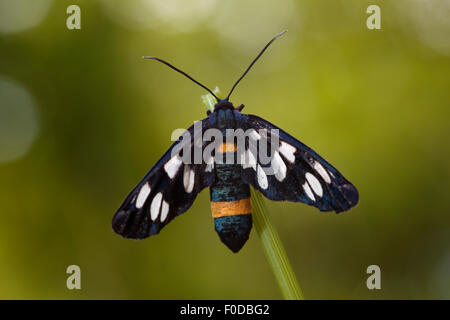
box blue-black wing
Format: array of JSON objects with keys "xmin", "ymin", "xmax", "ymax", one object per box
[
  {"xmin": 112, "ymin": 119, "xmax": 215, "ymax": 239},
  {"xmin": 239, "ymin": 114, "xmax": 359, "ymax": 213}
]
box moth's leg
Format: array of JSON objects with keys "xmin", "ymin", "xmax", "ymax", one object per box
[{"xmin": 235, "ymin": 104, "xmax": 245, "ymax": 112}]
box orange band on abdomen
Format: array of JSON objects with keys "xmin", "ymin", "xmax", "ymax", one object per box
[
  {"xmin": 218, "ymin": 142, "xmax": 237, "ymax": 153},
  {"xmin": 211, "ymin": 198, "xmax": 252, "ymax": 218}
]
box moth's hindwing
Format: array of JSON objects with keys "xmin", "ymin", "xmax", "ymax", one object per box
[
  {"xmin": 112, "ymin": 118, "xmax": 214, "ymax": 239},
  {"xmin": 238, "ymin": 113, "xmax": 359, "ymax": 213}
]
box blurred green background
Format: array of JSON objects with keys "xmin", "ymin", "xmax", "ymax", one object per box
[{"xmin": 0, "ymin": 0, "xmax": 449, "ymax": 299}]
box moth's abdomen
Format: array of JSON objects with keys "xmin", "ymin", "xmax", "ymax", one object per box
[
  {"xmin": 213, "ymin": 213, "xmax": 252, "ymax": 253},
  {"xmin": 210, "ymin": 151, "xmax": 252, "ymax": 252},
  {"xmin": 211, "ymin": 198, "xmax": 252, "ymax": 251}
]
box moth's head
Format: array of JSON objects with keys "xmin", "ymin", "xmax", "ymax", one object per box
[
  {"xmin": 214, "ymin": 99, "xmax": 233, "ymax": 111},
  {"xmin": 207, "ymin": 99, "xmax": 244, "ymax": 115}
]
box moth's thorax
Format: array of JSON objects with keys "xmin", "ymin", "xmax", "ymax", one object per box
[
  {"xmin": 215, "ymin": 108, "xmax": 236, "ymax": 130},
  {"xmin": 208, "ymin": 99, "xmax": 245, "ymax": 127}
]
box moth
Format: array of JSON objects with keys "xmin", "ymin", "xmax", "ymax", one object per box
[{"xmin": 112, "ymin": 31, "xmax": 359, "ymax": 252}]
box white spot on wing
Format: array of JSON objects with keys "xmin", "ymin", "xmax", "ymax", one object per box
[
  {"xmin": 183, "ymin": 165, "xmax": 195, "ymax": 193},
  {"xmin": 303, "ymin": 182, "xmax": 315, "ymax": 201},
  {"xmin": 164, "ymin": 155, "xmax": 182, "ymax": 179},
  {"xmin": 271, "ymin": 151, "xmax": 286, "ymax": 181},
  {"xmin": 257, "ymin": 165, "xmax": 268, "ymax": 189},
  {"xmin": 314, "ymin": 161, "xmax": 331, "ymax": 184},
  {"xmin": 279, "ymin": 141, "xmax": 296, "ymax": 163},
  {"xmin": 150, "ymin": 192, "xmax": 162, "ymax": 221},
  {"xmin": 136, "ymin": 183, "xmax": 151, "ymax": 209},
  {"xmin": 306, "ymin": 172, "xmax": 323, "ymax": 197},
  {"xmin": 160, "ymin": 200, "xmax": 169, "ymax": 222},
  {"xmin": 328, "ymin": 170, "xmax": 335, "ymax": 178}
]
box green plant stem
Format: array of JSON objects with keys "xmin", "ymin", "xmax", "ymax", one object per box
[{"xmin": 251, "ymin": 187, "xmax": 304, "ymax": 300}]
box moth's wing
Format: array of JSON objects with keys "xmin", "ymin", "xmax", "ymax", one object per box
[
  {"xmin": 239, "ymin": 114, "xmax": 359, "ymax": 213},
  {"xmin": 112, "ymin": 118, "xmax": 215, "ymax": 239}
]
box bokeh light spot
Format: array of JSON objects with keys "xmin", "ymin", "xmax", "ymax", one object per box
[
  {"xmin": 398, "ymin": 0, "xmax": 450, "ymax": 56},
  {"xmin": 0, "ymin": 0, "xmax": 53, "ymax": 34},
  {"xmin": 0, "ymin": 76, "xmax": 40, "ymax": 164},
  {"xmin": 211, "ymin": 0, "xmax": 300, "ymax": 73},
  {"xmin": 101, "ymin": 0, "xmax": 218, "ymax": 33}
]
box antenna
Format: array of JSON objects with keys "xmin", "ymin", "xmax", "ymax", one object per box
[
  {"xmin": 143, "ymin": 56, "xmax": 220, "ymax": 102},
  {"xmin": 226, "ymin": 30, "xmax": 287, "ymax": 100}
]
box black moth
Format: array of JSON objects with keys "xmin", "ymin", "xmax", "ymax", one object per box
[{"xmin": 112, "ymin": 31, "xmax": 359, "ymax": 252}]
